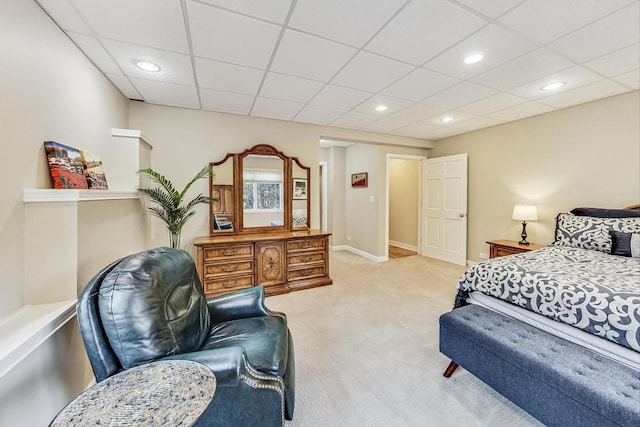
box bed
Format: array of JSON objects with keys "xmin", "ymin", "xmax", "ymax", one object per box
[{"xmin": 439, "ymin": 205, "xmax": 640, "ymax": 426}]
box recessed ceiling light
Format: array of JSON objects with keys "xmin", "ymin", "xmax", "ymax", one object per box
[
  {"xmin": 440, "ymin": 116, "xmax": 455, "ymax": 123},
  {"xmin": 375, "ymin": 105, "xmax": 388, "ymax": 112},
  {"xmin": 540, "ymin": 81, "xmax": 566, "ymax": 91},
  {"xmin": 464, "ymin": 54, "xmax": 483, "ymax": 64},
  {"xmin": 135, "ymin": 61, "xmax": 161, "ymax": 72}
]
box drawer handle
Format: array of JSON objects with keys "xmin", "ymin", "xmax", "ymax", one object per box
[
  {"xmin": 221, "ymin": 248, "xmax": 238, "ymax": 256},
  {"xmin": 221, "ymin": 265, "xmax": 238, "ymax": 272},
  {"xmin": 299, "ymin": 256, "xmax": 311, "ymax": 262},
  {"xmin": 300, "ymin": 243, "xmax": 311, "ymax": 249},
  {"xmin": 222, "ymin": 280, "xmax": 238, "ymax": 288},
  {"xmin": 299, "ymin": 270, "xmax": 311, "ymax": 277}
]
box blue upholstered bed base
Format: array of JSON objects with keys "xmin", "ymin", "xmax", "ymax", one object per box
[{"xmin": 439, "ymin": 305, "xmax": 640, "ymax": 427}]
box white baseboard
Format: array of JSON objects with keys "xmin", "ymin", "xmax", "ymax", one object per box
[
  {"xmin": 388, "ymin": 240, "xmax": 418, "ymax": 252},
  {"xmin": 330, "ymin": 245, "xmax": 387, "ymax": 262}
]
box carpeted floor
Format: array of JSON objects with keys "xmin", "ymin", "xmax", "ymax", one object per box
[{"xmin": 266, "ymin": 250, "xmax": 543, "ymax": 427}]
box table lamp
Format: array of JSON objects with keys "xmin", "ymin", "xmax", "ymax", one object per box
[{"xmin": 512, "ymin": 204, "xmax": 538, "ymax": 245}]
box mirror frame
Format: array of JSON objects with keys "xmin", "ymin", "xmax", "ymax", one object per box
[{"xmin": 208, "ymin": 144, "xmax": 311, "ymax": 236}]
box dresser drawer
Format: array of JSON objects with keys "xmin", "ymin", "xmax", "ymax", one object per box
[
  {"xmin": 287, "ymin": 238, "xmax": 325, "ymax": 252},
  {"xmin": 288, "ymin": 252, "xmax": 325, "ymax": 267},
  {"xmin": 288, "ymin": 265, "xmax": 326, "ymax": 281},
  {"xmin": 203, "ymin": 274, "xmax": 254, "ymax": 293},
  {"xmin": 203, "ymin": 260, "xmax": 253, "ymax": 278},
  {"xmin": 203, "ymin": 243, "xmax": 253, "ymax": 261}
]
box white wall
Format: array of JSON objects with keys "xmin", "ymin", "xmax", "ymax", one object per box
[
  {"xmin": 429, "ymin": 90, "xmax": 640, "ymax": 263},
  {"xmin": 0, "ymin": 1, "xmax": 146, "ymax": 425}
]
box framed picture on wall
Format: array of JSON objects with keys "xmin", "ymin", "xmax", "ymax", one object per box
[
  {"xmin": 351, "ymin": 172, "xmax": 368, "ymax": 187},
  {"xmin": 293, "ymin": 178, "xmax": 307, "ymax": 200}
]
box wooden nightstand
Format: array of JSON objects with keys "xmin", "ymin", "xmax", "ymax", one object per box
[{"xmin": 486, "ymin": 240, "xmax": 544, "ymax": 259}]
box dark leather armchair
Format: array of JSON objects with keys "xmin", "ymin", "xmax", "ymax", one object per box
[{"xmin": 77, "ymin": 247, "xmax": 295, "ymax": 426}]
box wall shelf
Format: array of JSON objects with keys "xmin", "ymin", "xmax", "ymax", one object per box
[
  {"xmin": 23, "ymin": 189, "xmax": 138, "ymax": 203},
  {"xmin": 0, "ymin": 300, "xmax": 76, "ymax": 379}
]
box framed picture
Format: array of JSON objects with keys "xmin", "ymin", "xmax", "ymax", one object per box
[
  {"xmin": 351, "ymin": 172, "xmax": 368, "ymax": 187},
  {"xmin": 293, "ymin": 178, "xmax": 307, "ymax": 200}
]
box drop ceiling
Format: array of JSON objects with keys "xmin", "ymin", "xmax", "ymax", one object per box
[{"xmin": 36, "ymin": 0, "xmax": 639, "ymax": 140}]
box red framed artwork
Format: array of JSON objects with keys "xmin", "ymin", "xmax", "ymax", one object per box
[{"xmin": 351, "ymin": 172, "xmax": 368, "ymax": 187}]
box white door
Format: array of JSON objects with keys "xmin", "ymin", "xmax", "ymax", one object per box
[{"xmin": 421, "ymin": 154, "xmax": 468, "ymax": 266}]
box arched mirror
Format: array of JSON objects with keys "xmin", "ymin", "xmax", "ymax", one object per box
[{"xmin": 209, "ymin": 144, "xmax": 310, "ymax": 236}]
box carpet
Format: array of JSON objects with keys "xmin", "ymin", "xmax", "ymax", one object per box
[
  {"xmin": 388, "ymin": 245, "xmax": 417, "ymax": 259},
  {"xmin": 265, "ymin": 250, "xmax": 543, "ymax": 426}
]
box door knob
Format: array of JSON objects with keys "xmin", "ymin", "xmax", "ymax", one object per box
[{"xmin": 459, "ymin": 213, "xmax": 466, "ymax": 218}]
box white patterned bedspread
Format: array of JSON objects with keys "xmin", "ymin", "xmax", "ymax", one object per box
[{"xmin": 455, "ymin": 246, "xmax": 640, "ymax": 352}]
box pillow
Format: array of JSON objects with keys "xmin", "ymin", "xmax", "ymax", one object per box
[
  {"xmin": 553, "ymin": 213, "xmax": 640, "ymax": 253},
  {"xmin": 99, "ymin": 247, "xmax": 211, "ymax": 369},
  {"xmin": 570, "ymin": 207, "xmax": 640, "ymax": 218},
  {"xmin": 610, "ymin": 231, "xmax": 640, "ymax": 258}
]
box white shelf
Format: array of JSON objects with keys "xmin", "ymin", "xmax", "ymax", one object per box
[
  {"xmin": 0, "ymin": 300, "xmax": 77, "ymax": 379},
  {"xmin": 23, "ymin": 189, "xmax": 139, "ymax": 203}
]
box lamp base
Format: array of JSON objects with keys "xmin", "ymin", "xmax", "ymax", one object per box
[{"xmin": 519, "ymin": 221, "xmax": 529, "ymax": 245}]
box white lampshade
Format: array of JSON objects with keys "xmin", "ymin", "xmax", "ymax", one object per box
[{"xmin": 512, "ymin": 204, "xmax": 538, "ymax": 221}]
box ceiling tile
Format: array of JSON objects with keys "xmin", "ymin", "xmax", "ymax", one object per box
[
  {"xmin": 365, "ymin": 0, "xmax": 487, "ymax": 65},
  {"xmin": 537, "ymin": 79, "xmax": 628, "ymax": 109},
  {"xmin": 270, "ymin": 29, "xmax": 357, "ymax": 81},
  {"xmin": 188, "ymin": 2, "xmax": 280, "ymax": 69},
  {"xmin": 423, "ymin": 111, "xmax": 478, "ymax": 127},
  {"xmin": 419, "ymin": 127, "xmax": 468, "ymax": 140},
  {"xmin": 329, "ymin": 112, "xmax": 380, "ymax": 129},
  {"xmin": 105, "ymin": 74, "xmax": 141, "ymax": 99},
  {"xmin": 392, "ymin": 122, "xmax": 440, "ymax": 137},
  {"xmin": 381, "ymin": 68, "xmax": 460, "ymax": 102},
  {"xmin": 362, "ymin": 117, "xmax": 412, "ymax": 133},
  {"xmin": 68, "ymin": 33, "xmax": 121, "ymax": 75},
  {"xmin": 508, "ymin": 66, "xmax": 603, "ymax": 100},
  {"xmin": 36, "ymin": 0, "xmax": 92, "ymax": 34},
  {"xmin": 449, "ymin": 116, "xmax": 504, "ymax": 131},
  {"xmin": 390, "ymin": 103, "xmax": 446, "ymax": 122},
  {"xmin": 72, "ymin": 0, "xmax": 189, "ymax": 53},
  {"xmin": 332, "ymin": 52, "xmax": 414, "ymax": 93},
  {"xmin": 130, "ymin": 78, "xmax": 199, "ymax": 108},
  {"xmin": 613, "ymin": 70, "xmax": 640, "ymax": 89},
  {"xmin": 200, "ymin": 88, "xmax": 253, "ymax": 114},
  {"xmin": 423, "ymin": 25, "xmax": 537, "ymax": 80},
  {"xmin": 310, "ymin": 85, "xmax": 372, "ymax": 110},
  {"xmin": 101, "ymin": 40, "xmax": 194, "ymax": 85},
  {"xmin": 499, "ymin": 0, "xmax": 635, "ymax": 44},
  {"xmin": 548, "ymin": 2, "xmax": 640, "ymax": 63},
  {"xmin": 454, "ymin": 0, "xmax": 525, "ymax": 19},
  {"xmin": 352, "ymin": 95, "xmax": 412, "ymax": 116},
  {"xmin": 294, "ymin": 105, "xmax": 345, "ymax": 125},
  {"xmin": 486, "ymin": 101, "xmax": 556, "ymax": 121},
  {"xmin": 458, "ymin": 92, "xmax": 527, "ymax": 115},
  {"xmin": 421, "ymin": 81, "xmax": 497, "ymax": 110},
  {"xmin": 585, "ymin": 43, "xmax": 640, "ymax": 77},
  {"xmin": 289, "ymin": 0, "xmax": 404, "ymax": 47},
  {"xmin": 251, "ymin": 97, "xmax": 304, "ymax": 120},
  {"xmin": 471, "ymin": 48, "xmax": 574, "ymax": 91},
  {"xmin": 259, "ymin": 72, "xmax": 324, "ymax": 103},
  {"xmin": 196, "ymin": 0, "xmax": 293, "ymax": 24},
  {"xmin": 195, "ymin": 58, "xmax": 263, "ymax": 95}
]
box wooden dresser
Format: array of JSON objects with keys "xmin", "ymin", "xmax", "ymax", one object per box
[{"xmin": 194, "ymin": 230, "xmax": 332, "ymax": 298}]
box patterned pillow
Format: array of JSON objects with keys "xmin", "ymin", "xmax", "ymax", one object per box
[{"xmin": 553, "ymin": 213, "xmax": 640, "ymax": 253}]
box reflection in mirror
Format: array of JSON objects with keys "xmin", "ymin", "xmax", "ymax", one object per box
[
  {"xmin": 211, "ymin": 156, "xmax": 235, "ymax": 233},
  {"xmin": 292, "ymin": 160, "xmax": 309, "ymax": 229},
  {"xmin": 242, "ymin": 155, "xmax": 284, "ymax": 228}
]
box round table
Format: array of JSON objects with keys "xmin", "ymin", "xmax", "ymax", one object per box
[{"xmin": 50, "ymin": 360, "xmax": 216, "ymax": 426}]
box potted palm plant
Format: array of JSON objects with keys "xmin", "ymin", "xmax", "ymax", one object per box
[{"xmin": 137, "ymin": 165, "xmax": 213, "ymax": 248}]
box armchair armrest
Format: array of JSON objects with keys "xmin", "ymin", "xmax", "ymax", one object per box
[
  {"xmin": 207, "ymin": 286, "xmax": 285, "ymax": 324},
  {"xmin": 160, "ymin": 346, "xmax": 245, "ymax": 387}
]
